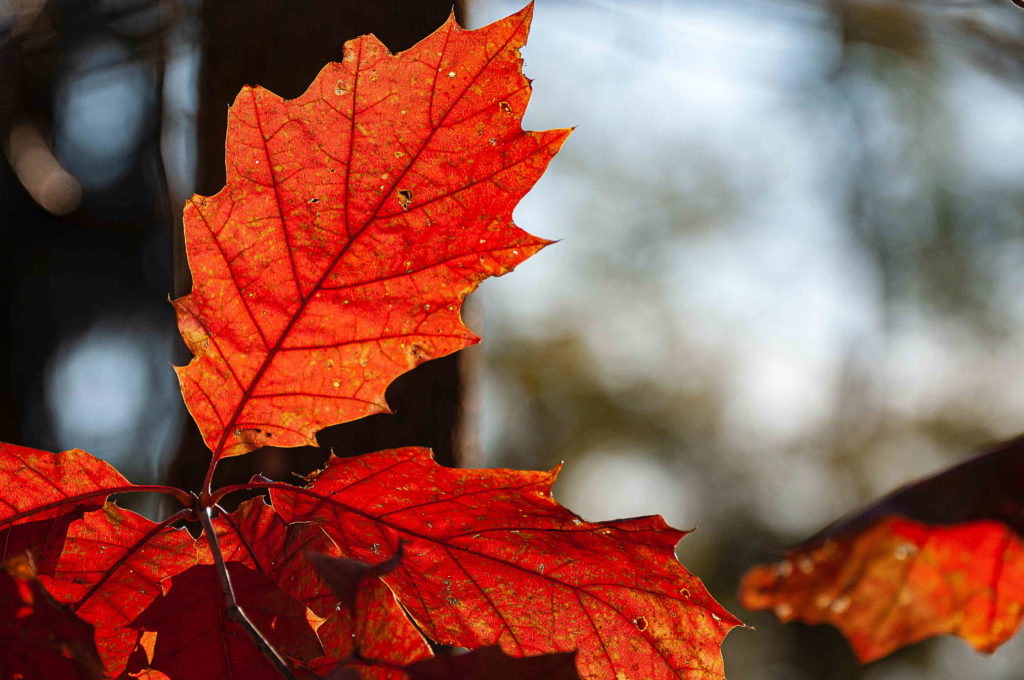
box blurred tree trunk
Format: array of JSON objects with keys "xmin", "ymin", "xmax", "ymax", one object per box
[{"xmin": 167, "ymin": 0, "xmax": 471, "ymax": 494}]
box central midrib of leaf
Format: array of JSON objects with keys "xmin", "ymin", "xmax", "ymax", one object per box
[{"xmin": 210, "ymin": 21, "xmax": 525, "ymax": 464}]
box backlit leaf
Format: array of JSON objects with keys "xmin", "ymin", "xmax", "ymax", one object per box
[
  {"xmin": 42, "ymin": 504, "xmax": 199, "ymax": 677},
  {"xmin": 269, "ymin": 447, "xmax": 739, "ymax": 680},
  {"xmin": 174, "ymin": 5, "xmax": 569, "ymax": 460},
  {"xmin": 739, "ymin": 435, "xmax": 1024, "ymax": 661}
]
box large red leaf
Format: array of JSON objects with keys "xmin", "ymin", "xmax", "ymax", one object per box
[
  {"xmin": 41, "ymin": 504, "xmax": 199, "ymax": 677},
  {"xmin": 267, "ymin": 447, "xmax": 739, "ymax": 680},
  {"xmin": 128, "ymin": 563, "xmax": 324, "ymax": 680},
  {"xmin": 739, "ymin": 435, "xmax": 1024, "ymax": 661},
  {"xmin": 174, "ymin": 5, "xmax": 570, "ymax": 461}
]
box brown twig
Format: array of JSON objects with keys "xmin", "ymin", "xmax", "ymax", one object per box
[{"xmin": 198, "ymin": 506, "xmax": 297, "ymax": 680}]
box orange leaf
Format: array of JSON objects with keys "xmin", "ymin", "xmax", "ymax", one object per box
[
  {"xmin": 741, "ymin": 517, "xmax": 1024, "ymax": 662},
  {"xmin": 174, "ymin": 5, "xmax": 570, "ymax": 461},
  {"xmin": 267, "ymin": 448, "xmax": 740, "ymax": 680},
  {"xmin": 42, "ymin": 504, "xmax": 199, "ymax": 677},
  {"xmin": 739, "ymin": 435, "xmax": 1024, "ymax": 661}
]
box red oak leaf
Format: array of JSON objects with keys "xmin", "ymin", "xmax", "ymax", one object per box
[
  {"xmin": 0, "ymin": 442, "xmax": 165, "ymax": 575},
  {"xmin": 127, "ymin": 563, "xmax": 324, "ymax": 680},
  {"xmin": 309, "ymin": 550, "xmax": 579, "ymax": 680},
  {"xmin": 211, "ymin": 497, "xmax": 340, "ymax": 617},
  {"xmin": 174, "ymin": 4, "xmax": 570, "ymax": 462},
  {"xmin": 308, "ymin": 549, "xmax": 432, "ymax": 679},
  {"xmin": 41, "ymin": 503, "xmax": 199, "ymax": 677},
  {"xmin": 739, "ymin": 435, "xmax": 1024, "ymax": 661},
  {"xmin": 265, "ymin": 447, "xmax": 740, "ymax": 680},
  {"xmin": 0, "ymin": 553, "xmax": 105, "ymax": 680}
]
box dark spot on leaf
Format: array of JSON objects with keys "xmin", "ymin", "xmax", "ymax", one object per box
[{"xmin": 398, "ymin": 189, "xmax": 413, "ymax": 210}]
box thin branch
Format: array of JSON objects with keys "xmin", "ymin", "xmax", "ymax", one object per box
[
  {"xmin": 208, "ymin": 481, "xmax": 271, "ymax": 506},
  {"xmin": 198, "ymin": 506, "xmax": 297, "ymax": 680}
]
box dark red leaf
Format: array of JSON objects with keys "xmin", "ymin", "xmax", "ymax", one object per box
[
  {"xmin": 406, "ymin": 645, "xmax": 579, "ymax": 680},
  {"xmin": 212, "ymin": 497, "xmax": 338, "ymax": 617},
  {"xmin": 128, "ymin": 563, "xmax": 323, "ymax": 680},
  {"xmin": 306, "ymin": 545, "xmax": 431, "ymax": 678},
  {"xmin": 0, "ymin": 553, "xmax": 105, "ymax": 680},
  {"xmin": 306, "ymin": 543, "xmax": 403, "ymax": 612}
]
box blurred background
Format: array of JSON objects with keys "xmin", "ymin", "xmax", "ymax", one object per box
[{"xmin": 4, "ymin": 0, "xmax": 1024, "ymax": 677}]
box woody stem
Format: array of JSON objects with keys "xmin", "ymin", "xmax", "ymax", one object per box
[
  {"xmin": 198, "ymin": 506, "xmax": 296, "ymax": 680},
  {"xmin": 202, "ymin": 456, "xmax": 219, "ymax": 500}
]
